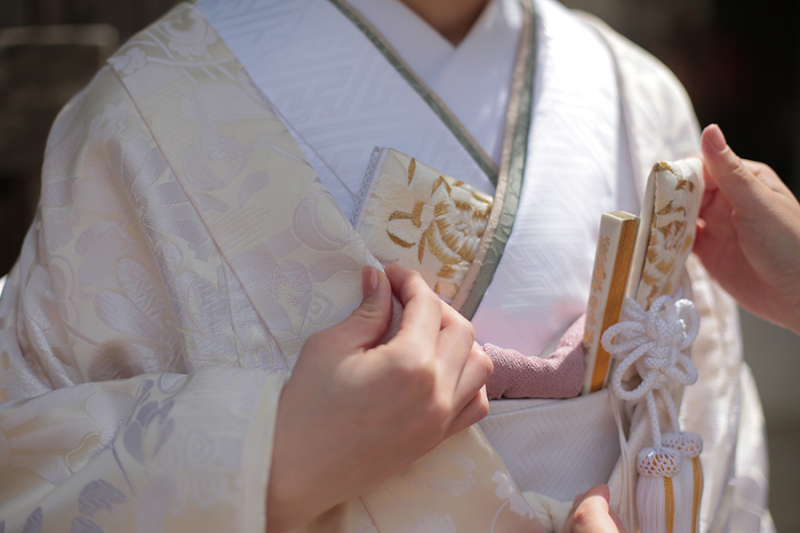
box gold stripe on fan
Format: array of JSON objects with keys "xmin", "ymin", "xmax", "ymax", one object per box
[{"xmin": 584, "ymin": 212, "xmax": 639, "ymax": 394}]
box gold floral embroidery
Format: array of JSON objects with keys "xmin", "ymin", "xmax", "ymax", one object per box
[
  {"xmin": 636, "ymin": 161, "xmax": 703, "ymax": 308},
  {"xmin": 358, "ymin": 150, "xmax": 492, "ymax": 300}
]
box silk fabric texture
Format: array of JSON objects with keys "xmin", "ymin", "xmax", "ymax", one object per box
[
  {"xmin": 0, "ymin": 1, "xmax": 770, "ymax": 532},
  {"xmin": 0, "ymin": 5, "xmax": 541, "ymax": 532}
]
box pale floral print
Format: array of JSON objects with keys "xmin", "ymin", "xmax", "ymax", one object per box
[
  {"xmin": 492, "ymin": 471, "xmax": 538, "ymax": 519},
  {"xmin": 398, "ymin": 446, "xmax": 478, "ymax": 498},
  {"xmin": 108, "ymin": 47, "xmax": 147, "ymax": 75},
  {"xmin": 0, "ymin": 1, "xmax": 755, "ymax": 532},
  {"xmin": 0, "ymin": 4, "xmax": 538, "ymax": 532}
]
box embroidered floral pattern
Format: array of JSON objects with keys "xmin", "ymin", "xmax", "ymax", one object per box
[
  {"xmin": 358, "ymin": 149, "xmax": 492, "ymax": 300},
  {"xmin": 635, "ymin": 160, "xmax": 704, "ymax": 308}
]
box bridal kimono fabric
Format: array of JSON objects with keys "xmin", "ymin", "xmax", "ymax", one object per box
[
  {"xmin": 0, "ymin": 0, "xmax": 771, "ymax": 532},
  {"xmin": 0, "ymin": 5, "xmax": 539, "ymax": 532}
]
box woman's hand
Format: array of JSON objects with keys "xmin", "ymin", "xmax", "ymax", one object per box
[
  {"xmin": 695, "ymin": 124, "xmax": 800, "ymax": 335},
  {"xmin": 561, "ymin": 485, "xmax": 627, "ymax": 533},
  {"xmin": 266, "ymin": 264, "xmax": 493, "ymax": 531}
]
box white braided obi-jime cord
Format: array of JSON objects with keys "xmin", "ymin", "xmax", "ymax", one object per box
[{"xmin": 601, "ymin": 295, "xmax": 702, "ymax": 533}]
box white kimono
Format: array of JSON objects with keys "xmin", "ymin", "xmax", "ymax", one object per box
[{"xmin": 0, "ymin": 0, "xmax": 771, "ymax": 531}]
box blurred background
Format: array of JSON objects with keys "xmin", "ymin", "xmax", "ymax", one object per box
[{"xmin": 0, "ymin": 0, "xmax": 798, "ymax": 529}]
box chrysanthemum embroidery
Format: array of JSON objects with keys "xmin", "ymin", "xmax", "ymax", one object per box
[
  {"xmin": 359, "ymin": 151, "xmax": 492, "ymax": 300},
  {"xmin": 637, "ymin": 162, "xmax": 702, "ymax": 308}
]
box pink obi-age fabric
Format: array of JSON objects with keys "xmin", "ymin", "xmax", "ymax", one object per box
[{"xmin": 484, "ymin": 315, "xmax": 585, "ymax": 399}]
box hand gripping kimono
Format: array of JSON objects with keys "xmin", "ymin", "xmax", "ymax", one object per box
[{"xmin": 0, "ymin": 0, "xmax": 772, "ymax": 531}]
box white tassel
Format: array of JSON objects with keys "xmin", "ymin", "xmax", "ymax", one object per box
[
  {"xmin": 637, "ymin": 447, "xmax": 682, "ymax": 533},
  {"xmin": 603, "ymin": 296, "xmax": 701, "ymax": 533},
  {"xmin": 662, "ymin": 432, "xmax": 703, "ymax": 533}
]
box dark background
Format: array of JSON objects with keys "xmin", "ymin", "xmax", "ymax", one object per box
[{"xmin": 1, "ymin": 0, "xmax": 798, "ymax": 529}]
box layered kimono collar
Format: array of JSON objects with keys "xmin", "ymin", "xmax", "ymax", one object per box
[
  {"xmin": 347, "ymin": 0, "xmax": 523, "ymax": 165},
  {"xmin": 197, "ymin": 0, "xmax": 638, "ymax": 355},
  {"xmin": 196, "ymin": 0, "xmax": 499, "ymax": 219},
  {"xmin": 470, "ymin": 0, "xmax": 640, "ymax": 355}
]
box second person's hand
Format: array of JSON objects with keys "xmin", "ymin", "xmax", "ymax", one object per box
[{"xmin": 695, "ymin": 124, "xmax": 800, "ymax": 335}]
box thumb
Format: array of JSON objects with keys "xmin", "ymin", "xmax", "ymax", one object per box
[
  {"xmin": 564, "ymin": 484, "xmax": 627, "ymax": 533},
  {"xmin": 329, "ymin": 266, "xmax": 393, "ymax": 353},
  {"xmin": 701, "ymin": 124, "xmax": 765, "ymax": 220}
]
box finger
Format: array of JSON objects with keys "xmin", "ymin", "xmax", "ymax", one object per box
[
  {"xmin": 701, "ymin": 159, "xmax": 719, "ymax": 193},
  {"xmin": 448, "ymin": 341, "xmax": 493, "ymax": 407},
  {"xmin": 743, "ymin": 159, "xmax": 796, "ymax": 197},
  {"xmin": 445, "ymin": 385, "xmax": 490, "ymax": 437},
  {"xmin": 694, "ymin": 180, "xmax": 734, "ymax": 251},
  {"xmin": 699, "ymin": 164, "xmax": 719, "ymax": 214},
  {"xmin": 572, "ymin": 492, "xmax": 585, "ymax": 509},
  {"xmin": 609, "ymin": 511, "xmax": 627, "ymax": 533},
  {"xmin": 435, "ymin": 304, "xmax": 477, "ymax": 387},
  {"xmin": 385, "ymin": 263, "xmax": 433, "ymax": 307},
  {"xmin": 582, "ymin": 484, "xmax": 610, "ymax": 502},
  {"xmin": 561, "ymin": 492, "xmax": 582, "ymax": 533},
  {"xmin": 565, "ymin": 485, "xmax": 625, "ymax": 533},
  {"xmin": 325, "ymin": 266, "xmax": 393, "ymax": 353},
  {"xmin": 701, "ymin": 124, "xmax": 768, "ymax": 221},
  {"xmin": 385, "ymin": 264, "xmax": 442, "ymax": 349}
]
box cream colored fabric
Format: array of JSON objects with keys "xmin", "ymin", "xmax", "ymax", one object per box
[
  {"xmin": 293, "ymin": 427, "xmax": 547, "ymax": 533},
  {"xmin": 361, "ymin": 426, "xmax": 546, "ymax": 533},
  {"xmin": 0, "ymin": 4, "xmax": 544, "ymax": 532},
  {"xmin": 523, "ymin": 492, "xmax": 572, "ymax": 533},
  {"xmin": 0, "ymin": 10, "xmax": 305, "ymax": 530},
  {"xmin": 0, "ymin": 2, "xmax": 770, "ymax": 532}
]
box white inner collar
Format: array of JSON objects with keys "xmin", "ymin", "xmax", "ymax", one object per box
[{"xmin": 346, "ymin": 0, "xmax": 523, "ymax": 165}]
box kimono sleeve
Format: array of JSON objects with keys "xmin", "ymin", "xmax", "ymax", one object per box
[{"xmin": 0, "ymin": 65, "xmax": 290, "ymax": 533}]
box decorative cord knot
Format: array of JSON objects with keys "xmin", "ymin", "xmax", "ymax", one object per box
[
  {"xmin": 601, "ymin": 295, "xmax": 700, "ymax": 447},
  {"xmin": 603, "ymin": 295, "xmax": 699, "ymax": 401}
]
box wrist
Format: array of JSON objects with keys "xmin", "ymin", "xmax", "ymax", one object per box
[
  {"xmin": 266, "ymin": 458, "xmax": 348, "ymax": 532},
  {"xmin": 266, "ymin": 401, "xmax": 323, "ymax": 531},
  {"xmin": 266, "ymin": 387, "xmax": 349, "ymax": 532},
  {"xmin": 266, "ymin": 476, "xmax": 315, "ymax": 532}
]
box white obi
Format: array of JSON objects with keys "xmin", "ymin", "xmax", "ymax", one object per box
[{"xmin": 481, "ymin": 391, "xmax": 620, "ymax": 499}]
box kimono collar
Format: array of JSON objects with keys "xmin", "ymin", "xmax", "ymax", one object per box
[{"xmin": 347, "ymin": 0, "xmax": 524, "ymax": 165}]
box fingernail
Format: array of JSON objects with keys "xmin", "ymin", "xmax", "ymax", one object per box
[
  {"xmin": 705, "ymin": 124, "xmax": 727, "ymax": 152},
  {"xmin": 362, "ymin": 266, "xmax": 379, "ymax": 297}
]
